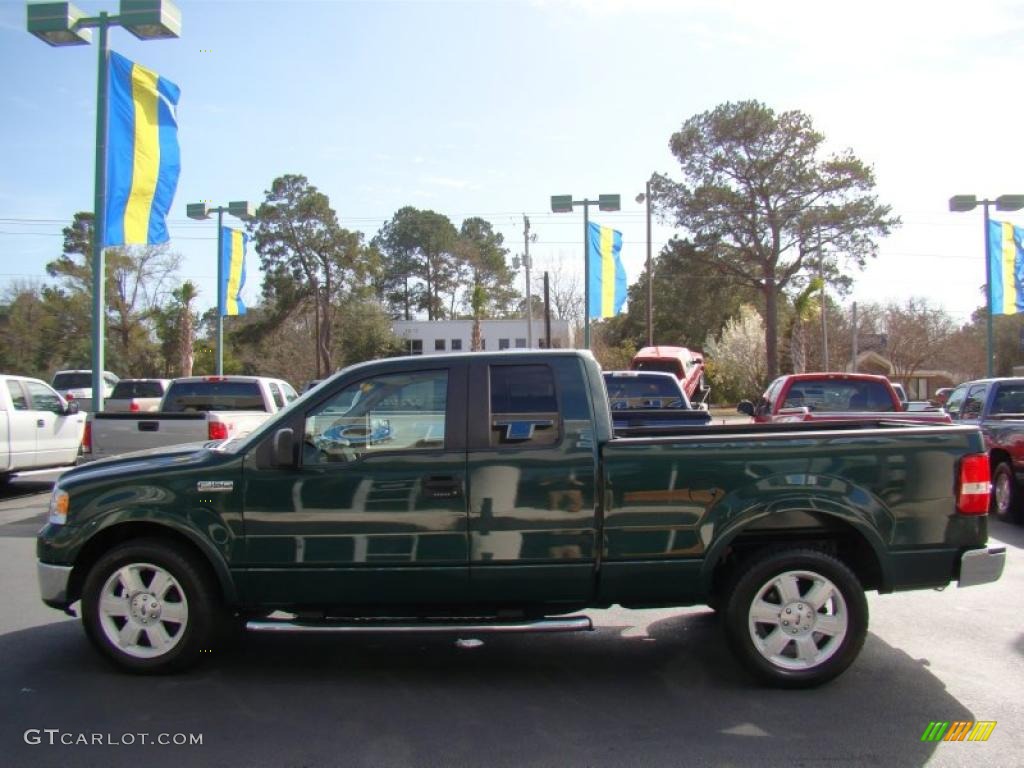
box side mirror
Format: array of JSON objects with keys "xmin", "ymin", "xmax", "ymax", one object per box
[
  {"xmin": 272, "ymin": 428, "xmax": 295, "ymax": 468},
  {"xmin": 63, "ymin": 400, "xmax": 79, "ymax": 415},
  {"xmin": 736, "ymin": 400, "xmax": 755, "ymax": 417}
]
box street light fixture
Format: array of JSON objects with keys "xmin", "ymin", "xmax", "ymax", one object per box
[
  {"xmin": 550, "ymin": 192, "xmax": 621, "ymax": 348},
  {"xmin": 26, "ymin": 0, "xmax": 181, "ymax": 411},
  {"xmin": 187, "ymin": 200, "xmax": 254, "ymax": 375},
  {"xmin": 949, "ymin": 193, "xmax": 1024, "ymax": 377}
]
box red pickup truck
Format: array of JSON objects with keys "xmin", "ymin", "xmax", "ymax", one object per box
[
  {"xmin": 737, "ymin": 372, "xmax": 952, "ymax": 425},
  {"xmin": 629, "ymin": 346, "xmax": 709, "ymax": 404}
]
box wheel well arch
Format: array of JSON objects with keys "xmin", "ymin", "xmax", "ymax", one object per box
[
  {"xmin": 66, "ymin": 522, "xmax": 236, "ymax": 608},
  {"xmin": 705, "ymin": 511, "xmax": 885, "ymax": 599},
  {"xmin": 989, "ymin": 448, "xmax": 1012, "ymax": 471}
]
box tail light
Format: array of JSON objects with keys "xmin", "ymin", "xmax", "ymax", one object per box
[
  {"xmin": 956, "ymin": 453, "xmax": 990, "ymax": 515},
  {"xmin": 208, "ymin": 421, "xmax": 229, "ymax": 441},
  {"xmin": 82, "ymin": 421, "xmax": 92, "ymax": 453},
  {"xmin": 66, "ymin": 392, "xmax": 74, "ymax": 400},
  {"xmin": 129, "ymin": 401, "xmax": 140, "ymax": 412}
]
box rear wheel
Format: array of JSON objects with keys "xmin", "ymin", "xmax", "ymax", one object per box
[
  {"xmin": 723, "ymin": 548, "xmax": 868, "ymax": 688},
  {"xmin": 81, "ymin": 539, "xmax": 222, "ymax": 673},
  {"xmin": 991, "ymin": 462, "xmax": 1023, "ymax": 524}
]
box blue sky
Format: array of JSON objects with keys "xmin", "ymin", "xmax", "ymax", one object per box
[{"xmin": 2, "ymin": 0, "xmax": 1023, "ymax": 328}]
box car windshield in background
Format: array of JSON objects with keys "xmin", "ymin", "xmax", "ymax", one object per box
[
  {"xmin": 162, "ymin": 382, "xmax": 265, "ymax": 412},
  {"xmin": 52, "ymin": 373, "xmax": 92, "ymax": 389},
  {"xmin": 782, "ymin": 381, "xmax": 895, "ymax": 412},
  {"xmin": 110, "ymin": 381, "xmax": 165, "ymax": 399}
]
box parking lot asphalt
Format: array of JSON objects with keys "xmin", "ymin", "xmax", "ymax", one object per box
[{"xmin": 1, "ymin": 477, "xmax": 1022, "ymax": 768}]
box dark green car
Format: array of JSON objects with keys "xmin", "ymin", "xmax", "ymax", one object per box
[{"xmin": 37, "ymin": 351, "xmax": 1005, "ymax": 687}]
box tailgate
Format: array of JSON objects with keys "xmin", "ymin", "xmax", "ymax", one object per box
[{"xmin": 90, "ymin": 413, "xmax": 208, "ymax": 460}]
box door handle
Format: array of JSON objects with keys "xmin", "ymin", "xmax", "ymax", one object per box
[
  {"xmin": 422, "ymin": 476, "xmax": 462, "ymax": 499},
  {"xmin": 37, "ymin": 419, "xmax": 45, "ymax": 428}
]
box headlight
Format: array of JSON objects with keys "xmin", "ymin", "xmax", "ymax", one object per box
[{"xmin": 48, "ymin": 488, "xmax": 69, "ymax": 525}]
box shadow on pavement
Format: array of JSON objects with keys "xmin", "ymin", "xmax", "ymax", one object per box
[{"xmin": 0, "ymin": 610, "xmax": 977, "ymax": 768}]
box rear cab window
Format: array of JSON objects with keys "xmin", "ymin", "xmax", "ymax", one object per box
[
  {"xmin": 111, "ymin": 380, "xmax": 165, "ymax": 399},
  {"xmin": 489, "ymin": 364, "xmax": 560, "ymax": 448},
  {"xmin": 162, "ymin": 381, "xmax": 266, "ymax": 412}
]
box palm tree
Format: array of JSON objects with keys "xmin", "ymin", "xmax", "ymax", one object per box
[
  {"xmin": 787, "ymin": 278, "xmax": 822, "ymax": 373},
  {"xmin": 172, "ymin": 281, "xmax": 198, "ymax": 377}
]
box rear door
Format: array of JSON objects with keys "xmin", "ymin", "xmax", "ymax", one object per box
[
  {"xmin": 466, "ymin": 356, "xmax": 599, "ymax": 606},
  {"xmin": 240, "ymin": 362, "xmax": 470, "ymax": 607}
]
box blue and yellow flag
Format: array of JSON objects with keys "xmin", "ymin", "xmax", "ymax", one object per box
[
  {"xmin": 587, "ymin": 221, "xmax": 626, "ymax": 318},
  {"xmin": 104, "ymin": 51, "xmax": 181, "ymax": 247},
  {"xmin": 989, "ymin": 220, "xmax": 1024, "ymax": 315},
  {"xmin": 220, "ymin": 227, "xmax": 247, "ymax": 316}
]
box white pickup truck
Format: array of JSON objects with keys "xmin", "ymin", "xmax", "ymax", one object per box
[
  {"xmin": 85, "ymin": 375, "xmax": 298, "ymax": 461},
  {"xmin": 0, "ymin": 374, "xmax": 85, "ymax": 483}
]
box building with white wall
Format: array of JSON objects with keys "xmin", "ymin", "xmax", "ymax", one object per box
[{"xmin": 391, "ymin": 318, "xmax": 573, "ymax": 355}]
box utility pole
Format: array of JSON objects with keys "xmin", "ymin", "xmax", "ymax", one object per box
[
  {"xmin": 851, "ymin": 301, "xmax": 858, "ymax": 372},
  {"xmin": 523, "ymin": 214, "xmax": 533, "ymax": 347},
  {"xmin": 818, "ymin": 225, "xmax": 829, "ymax": 370}
]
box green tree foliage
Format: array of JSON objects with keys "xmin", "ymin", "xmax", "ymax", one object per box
[
  {"xmin": 456, "ymin": 217, "xmax": 518, "ymax": 318},
  {"xmin": 653, "ymin": 100, "xmax": 899, "ymax": 380},
  {"xmin": 44, "ymin": 211, "xmax": 180, "ymax": 376},
  {"xmin": 252, "ymin": 174, "xmax": 375, "ymax": 376},
  {"xmin": 372, "ymin": 207, "xmax": 460, "ymax": 321},
  {"xmin": 601, "ymin": 237, "xmax": 756, "ymax": 352}
]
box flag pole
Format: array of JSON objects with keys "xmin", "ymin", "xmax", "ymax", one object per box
[
  {"xmin": 216, "ymin": 212, "xmax": 225, "ymax": 375},
  {"xmin": 91, "ymin": 13, "xmax": 110, "ymax": 412}
]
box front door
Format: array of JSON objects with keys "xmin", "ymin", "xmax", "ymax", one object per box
[
  {"xmin": 4, "ymin": 380, "xmax": 37, "ymax": 468},
  {"xmin": 23, "ymin": 380, "xmax": 83, "ymax": 467},
  {"xmin": 240, "ymin": 364, "xmax": 469, "ymax": 608}
]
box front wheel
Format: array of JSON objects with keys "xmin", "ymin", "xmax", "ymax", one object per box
[
  {"xmin": 991, "ymin": 462, "xmax": 1022, "ymax": 524},
  {"xmin": 81, "ymin": 539, "xmax": 221, "ymax": 673},
  {"xmin": 723, "ymin": 548, "xmax": 868, "ymax": 688}
]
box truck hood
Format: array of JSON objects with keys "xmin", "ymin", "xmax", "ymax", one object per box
[{"xmin": 65, "ymin": 442, "xmax": 218, "ymax": 482}]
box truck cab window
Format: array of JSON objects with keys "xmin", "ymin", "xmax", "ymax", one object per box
[
  {"xmin": 304, "ymin": 370, "xmax": 448, "ymax": 464},
  {"xmin": 489, "ymin": 364, "xmax": 559, "ymax": 447}
]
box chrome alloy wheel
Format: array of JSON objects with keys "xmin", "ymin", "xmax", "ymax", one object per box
[
  {"xmin": 97, "ymin": 562, "xmax": 189, "ymax": 659},
  {"xmin": 747, "ymin": 569, "xmax": 849, "ymax": 671}
]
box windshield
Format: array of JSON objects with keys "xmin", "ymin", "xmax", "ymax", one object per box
[{"xmin": 633, "ymin": 360, "xmax": 682, "ymax": 377}]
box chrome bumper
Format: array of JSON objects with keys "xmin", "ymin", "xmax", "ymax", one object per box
[
  {"xmin": 958, "ymin": 547, "xmax": 1006, "ymax": 588},
  {"xmin": 37, "ymin": 561, "xmax": 73, "ymax": 606}
]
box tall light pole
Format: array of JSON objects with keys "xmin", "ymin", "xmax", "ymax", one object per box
[
  {"xmin": 27, "ymin": 0, "xmax": 181, "ymax": 411},
  {"xmin": 550, "ymin": 193, "xmax": 620, "ymax": 348},
  {"xmin": 186, "ymin": 201, "xmax": 254, "ymax": 375},
  {"xmin": 949, "ymin": 194, "xmax": 1024, "ymax": 377},
  {"xmin": 635, "ymin": 182, "xmax": 653, "ymax": 347}
]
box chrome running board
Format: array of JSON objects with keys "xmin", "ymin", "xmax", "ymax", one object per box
[{"xmin": 246, "ymin": 615, "xmax": 593, "ymax": 634}]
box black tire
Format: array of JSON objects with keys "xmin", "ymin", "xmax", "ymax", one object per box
[
  {"xmin": 81, "ymin": 539, "xmax": 223, "ymax": 674},
  {"xmin": 723, "ymin": 548, "xmax": 868, "ymax": 688},
  {"xmin": 991, "ymin": 462, "xmax": 1023, "ymax": 524}
]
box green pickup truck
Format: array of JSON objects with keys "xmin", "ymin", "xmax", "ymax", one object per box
[{"xmin": 37, "ymin": 351, "xmax": 1005, "ymax": 687}]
